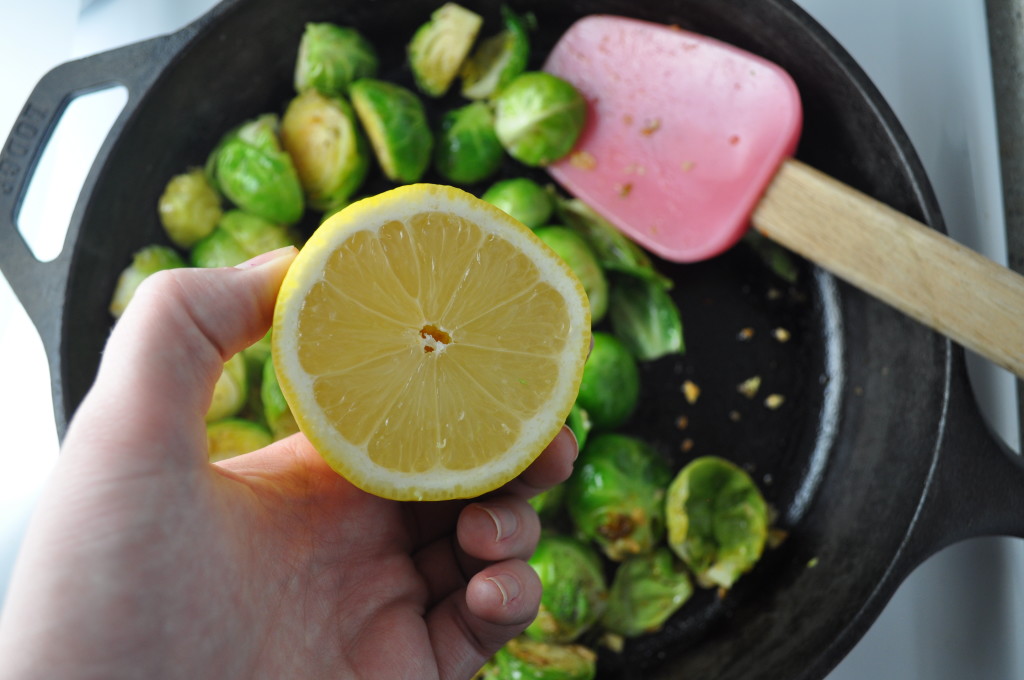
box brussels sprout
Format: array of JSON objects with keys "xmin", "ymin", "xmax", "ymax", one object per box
[
  {"xmin": 190, "ymin": 211, "xmax": 299, "ymax": 268},
  {"xmin": 207, "ymin": 418, "xmax": 274, "ymax": 463},
  {"xmin": 743, "ymin": 230, "xmax": 800, "ymax": 283},
  {"xmin": 566, "ymin": 402, "xmax": 592, "ymax": 451},
  {"xmin": 492, "ymin": 637, "xmax": 597, "ymax": 680},
  {"xmin": 566, "ymin": 434, "xmax": 671, "ymax": 561},
  {"xmin": 460, "ymin": 5, "xmax": 531, "ymax": 100},
  {"xmin": 408, "ymin": 2, "xmax": 483, "ymax": 97},
  {"xmin": 261, "ymin": 355, "xmax": 301, "ymax": 440},
  {"xmin": 527, "ymin": 534, "xmax": 608, "ymax": 643},
  {"xmin": 493, "ymin": 72, "xmax": 586, "ymax": 166},
  {"xmin": 280, "ymin": 90, "xmax": 369, "ymax": 210},
  {"xmin": 608, "ymin": 273, "xmax": 684, "ymax": 361},
  {"xmin": 434, "ymin": 102, "xmax": 505, "ymax": 185},
  {"xmin": 108, "ymin": 245, "xmax": 187, "ymax": 318},
  {"xmin": 207, "ymin": 353, "xmax": 249, "ymax": 422},
  {"xmin": 350, "ymin": 78, "xmax": 433, "ymax": 183},
  {"xmin": 528, "ymin": 483, "xmax": 565, "ymax": 522},
  {"xmin": 481, "ymin": 177, "xmax": 554, "ymax": 229},
  {"xmin": 242, "ymin": 330, "xmax": 273, "ymax": 422},
  {"xmin": 534, "ymin": 226, "xmax": 608, "ymax": 323},
  {"xmin": 206, "ymin": 114, "xmax": 305, "ymax": 224},
  {"xmin": 575, "ymin": 332, "xmax": 639, "ymax": 430},
  {"xmin": 294, "ymin": 22, "xmax": 378, "ymax": 96},
  {"xmin": 666, "ymin": 456, "xmax": 769, "ymax": 590},
  {"xmin": 157, "ymin": 168, "xmax": 222, "ymax": 248},
  {"xmin": 601, "ymin": 547, "xmax": 693, "ymax": 637},
  {"xmin": 555, "ymin": 198, "xmax": 671, "ymax": 289}
]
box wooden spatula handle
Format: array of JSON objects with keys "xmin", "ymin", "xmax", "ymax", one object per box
[{"xmin": 753, "ymin": 158, "xmax": 1024, "ymax": 377}]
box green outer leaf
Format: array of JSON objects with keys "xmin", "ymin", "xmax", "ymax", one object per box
[
  {"xmin": 575, "ymin": 332, "xmax": 639, "ymax": 430},
  {"xmin": 434, "ymin": 102, "xmax": 504, "ymax": 184},
  {"xmin": 207, "ymin": 418, "xmax": 273, "ymax": 463},
  {"xmin": 608, "ymin": 272, "xmax": 684, "ymax": 361},
  {"xmin": 480, "ymin": 177, "xmax": 554, "ymax": 229},
  {"xmin": 350, "ymin": 78, "xmax": 433, "ymax": 183},
  {"xmin": 601, "ymin": 548, "xmax": 693, "ymax": 637},
  {"xmin": 460, "ymin": 5, "xmax": 531, "ymax": 100},
  {"xmin": 108, "ymin": 245, "xmax": 187, "ymax": 317},
  {"xmin": 526, "ymin": 534, "xmax": 607, "ymax": 643},
  {"xmin": 555, "ymin": 198, "xmax": 673, "ymax": 289},
  {"xmin": 534, "ymin": 226, "xmax": 608, "ymax": 322}
]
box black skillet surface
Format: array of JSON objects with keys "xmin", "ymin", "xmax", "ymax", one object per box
[{"xmin": 2, "ymin": 1, "xmax": 1024, "ymax": 678}]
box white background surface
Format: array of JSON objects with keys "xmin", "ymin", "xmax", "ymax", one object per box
[{"xmin": 0, "ymin": 0, "xmax": 1022, "ymax": 677}]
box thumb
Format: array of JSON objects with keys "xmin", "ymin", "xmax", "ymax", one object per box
[{"xmin": 65, "ymin": 247, "xmax": 297, "ymax": 465}]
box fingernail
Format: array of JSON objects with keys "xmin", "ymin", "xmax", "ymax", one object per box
[
  {"xmin": 562, "ymin": 424, "xmax": 580, "ymax": 461},
  {"xmin": 486, "ymin": 574, "xmax": 521, "ymax": 606},
  {"xmin": 235, "ymin": 246, "xmax": 296, "ymax": 269},
  {"xmin": 477, "ymin": 504, "xmax": 518, "ymax": 542}
]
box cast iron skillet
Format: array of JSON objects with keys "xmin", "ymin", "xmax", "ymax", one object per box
[{"xmin": 2, "ymin": 0, "xmax": 1024, "ymax": 678}]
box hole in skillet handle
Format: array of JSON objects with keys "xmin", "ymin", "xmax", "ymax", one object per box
[{"xmin": 542, "ymin": 15, "xmax": 803, "ymax": 264}]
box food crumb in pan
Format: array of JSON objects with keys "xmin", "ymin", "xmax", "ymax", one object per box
[
  {"xmin": 764, "ymin": 394, "xmax": 786, "ymax": 410},
  {"xmin": 680, "ymin": 438, "xmax": 695, "ymax": 453},
  {"xmin": 854, "ymin": 386, "xmax": 864, "ymax": 396},
  {"xmin": 737, "ymin": 375, "xmax": 762, "ymax": 399},
  {"xmin": 766, "ymin": 287, "xmax": 782, "ymax": 301},
  {"xmin": 762, "ymin": 472, "xmax": 773, "ymax": 485},
  {"xmin": 675, "ymin": 415, "xmax": 689, "ymax": 430},
  {"xmin": 772, "ymin": 327, "xmax": 791, "ymax": 343},
  {"xmin": 737, "ymin": 326, "xmax": 755, "ymax": 341},
  {"xmin": 570, "ymin": 150, "xmax": 597, "ymax": 170},
  {"xmin": 601, "ymin": 632, "xmax": 625, "ymax": 653},
  {"xmin": 728, "ymin": 410, "xmax": 742, "ymax": 422},
  {"xmin": 807, "ymin": 557, "xmax": 820, "ymax": 569},
  {"xmin": 682, "ymin": 380, "xmax": 700, "ymax": 404}
]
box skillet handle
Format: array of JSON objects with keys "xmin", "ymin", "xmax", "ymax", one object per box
[
  {"xmin": 0, "ymin": 34, "xmax": 182, "ymax": 378},
  {"xmin": 895, "ymin": 361, "xmax": 1024, "ymax": 572}
]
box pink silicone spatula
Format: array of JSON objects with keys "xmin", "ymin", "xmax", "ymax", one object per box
[{"xmin": 544, "ymin": 15, "xmax": 1024, "ymax": 378}]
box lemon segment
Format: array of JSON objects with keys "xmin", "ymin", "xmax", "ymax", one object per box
[{"xmin": 273, "ymin": 184, "xmax": 591, "ymax": 500}]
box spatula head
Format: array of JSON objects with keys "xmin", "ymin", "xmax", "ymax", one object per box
[{"xmin": 544, "ymin": 15, "xmax": 803, "ymax": 263}]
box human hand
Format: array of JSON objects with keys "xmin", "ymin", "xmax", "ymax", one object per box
[{"xmin": 0, "ymin": 247, "xmax": 577, "ymax": 680}]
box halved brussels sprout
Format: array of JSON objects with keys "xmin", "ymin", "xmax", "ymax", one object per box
[
  {"xmin": 190, "ymin": 211, "xmax": 299, "ymax": 269},
  {"xmin": 281, "ymin": 90, "xmax": 369, "ymax": 210},
  {"xmin": 294, "ymin": 22, "xmax": 378, "ymax": 96},
  {"xmin": 555, "ymin": 198, "xmax": 671, "ymax": 289},
  {"xmin": 206, "ymin": 114, "xmax": 305, "ymax": 224},
  {"xmin": 666, "ymin": 456, "xmax": 769, "ymax": 590},
  {"xmin": 493, "ymin": 72, "xmax": 586, "ymax": 166},
  {"xmin": 601, "ymin": 547, "xmax": 693, "ymax": 637},
  {"xmin": 575, "ymin": 332, "xmax": 639, "ymax": 430},
  {"xmin": 460, "ymin": 5, "xmax": 531, "ymax": 100},
  {"xmin": 350, "ymin": 78, "xmax": 433, "ymax": 183},
  {"xmin": 527, "ymin": 533, "xmax": 607, "ymax": 643},
  {"xmin": 207, "ymin": 418, "xmax": 274, "ymax": 463},
  {"xmin": 608, "ymin": 272, "xmax": 684, "ymax": 361},
  {"xmin": 261, "ymin": 355, "xmax": 300, "ymax": 440},
  {"xmin": 481, "ymin": 177, "xmax": 554, "ymax": 229},
  {"xmin": 207, "ymin": 353, "xmax": 249, "ymax": 422},
  {"xmin": 408, "ymin": 2, "xmax": 483, "ymax": 97},
  {"xmin": 492, "ymin": 637, "xmax": 597, "ymax": 680},
  {"xmin": 534, "ymin": 226, "xmax": 608, "ymax": 322},
  {"xmin": 157, "ymin": 168, "xmax": 222, "ymax": 248},
  {"xmin": 108, "ymin": 245, "xmax": 187, "ymax": 318},
  {"xmin": 566, "ymin": 434, "xmax": 671, "ymax": 561},
  {"xmin": 434, "ymin": 102, "xmax": 504, "ymax": 184}
]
